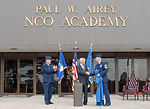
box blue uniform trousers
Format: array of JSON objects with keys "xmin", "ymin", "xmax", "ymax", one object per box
[
  {"xmin": 43, "ymin": 82, "xmax": 53, "ymax": 104},
  {"xmin": 103, "ymin": 82, "xmax": 111, "ymax": 104}
]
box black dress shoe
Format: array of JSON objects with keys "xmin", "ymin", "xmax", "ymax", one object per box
[
  {"xmin": 104, "ymin": 104, "xmax": 111, "ymax": 106},
  {"xmin": 49, "ymin": 101, "xmax": 54, "ymax": 104},
  {"xmin": 45, "ymin": 103, "xmax": 49, "ymax": 105},
  {"xmin": 83, "ymin": 102, "xmax": 87, "ymax": 105}
]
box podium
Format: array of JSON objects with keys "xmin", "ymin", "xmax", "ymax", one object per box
[{"xmin": 74, "ymin": 80, "xmax": 83, "ymax": 106}]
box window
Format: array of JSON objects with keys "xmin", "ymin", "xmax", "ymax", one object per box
[
  {"xmin": 118, "ymin": 59, "xmax": 131, "ymax": 92},
  {"xmin": 134, "ymin": 59, "xmax": 147, "ymax": 91},
  {"xmin": 20, "ymin": 60, "xmax": 33, "ymax": 93},
  {"xmin": 36, "ymin": 57, "xmax": 44, "ymax": 94},
  {"xmin": 4, "ymin": 59, "xmax": 17, "ymax": 93}
]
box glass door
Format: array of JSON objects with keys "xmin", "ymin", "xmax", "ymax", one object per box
[
  {"xmin": 134, "ymin": 59, "xmax": 147, "ymax": 91},
  {"xmin": 36, "ymin": 57, "xmax": 44, "ymax": 94},
  {"xmin": 118, "ymin": 58, "xmax": 147, "ymax": 92},
  {"xmin": 20, "ymin": 59, "xmax": 33, "ymax": 93},
  {"xmin": 4, "ymin": 59, "xmax": 17, "ymax": 93},
  {"xmin": 118, "ymin": 59, "xmax": 132, "ymax": 92}
]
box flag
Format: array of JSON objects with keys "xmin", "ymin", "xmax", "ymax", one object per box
[
  {"xmin": 72, "ymin": 49, "xmax": 78, "ymax": 91},
  {"xmin": 86, "ymin": 46, "xmax": 93, "ymax": 84},
  {"xmin": 58, "ymin": 49, "xmax": 67, "ymax": 84}
]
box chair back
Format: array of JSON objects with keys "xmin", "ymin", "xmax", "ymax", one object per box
[{"xmin": 127, "ymin": 77, "xmax": 139, "ymax": 90}]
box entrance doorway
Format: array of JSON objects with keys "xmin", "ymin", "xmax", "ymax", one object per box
[{"xmin": 3, "ymin": 57, "xmax": 34, "ymax": 95}]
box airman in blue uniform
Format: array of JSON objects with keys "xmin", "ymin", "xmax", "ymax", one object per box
[
  {"xmin": 95, "ymin": 54, "xmax": 111, "ymax": 106},
  {"xmin": 42, "ymin": 56, "xmax": 57, "ymax": 105}
]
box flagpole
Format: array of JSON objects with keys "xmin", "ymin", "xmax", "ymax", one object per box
[
  {"xmin": 58, "ymin": 44, "xmax": 67, "ymax": 96},
  {"xmin": 72, "ymin": 41, "xmax": 78, "ymax": 91},
  {"xmin": 75, "ymin": 41, "xmax": 78, "ymax": 82},
  {"xmin": 90, "ymin": 43, "xmax": 94, "ymax": 94},
  {"xmin": 58, "ymin": 44, "xmax": 61, "ymax": 96}
]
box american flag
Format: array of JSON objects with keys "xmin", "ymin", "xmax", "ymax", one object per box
[{"xmin": 72, "ymin": 50, "xmax": 78, "ymax": 91}]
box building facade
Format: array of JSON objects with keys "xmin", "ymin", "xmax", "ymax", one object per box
[{"xmin": 0, "ymin": 0, "xmax": 150, "ymax": 95}]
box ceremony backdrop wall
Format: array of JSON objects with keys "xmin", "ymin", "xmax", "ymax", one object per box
[{"xmin": 0, "ymin": 0, "xmax": 150, "ymax": 95}]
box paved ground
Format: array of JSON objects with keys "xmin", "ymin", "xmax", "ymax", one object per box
[{"xmin": 0, "ymin": 95, "xmax": 150, "ymax": 109}]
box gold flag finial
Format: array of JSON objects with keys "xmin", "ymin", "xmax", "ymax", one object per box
[
  {"xmin": 75, "ymin": 41, "xmax": 77, "ymax": 50},
  {"xmin": 59, "ymin": 44, "xmax": 61, "ymax": 50},
  {"xmin": 90, "ymin": 43, "xmax": 93, "ymax": 51}
]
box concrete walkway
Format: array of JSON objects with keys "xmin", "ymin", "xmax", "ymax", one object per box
[{"xmin": 0, "ymin": 95, "xmax": 149, "ymax": 109}]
